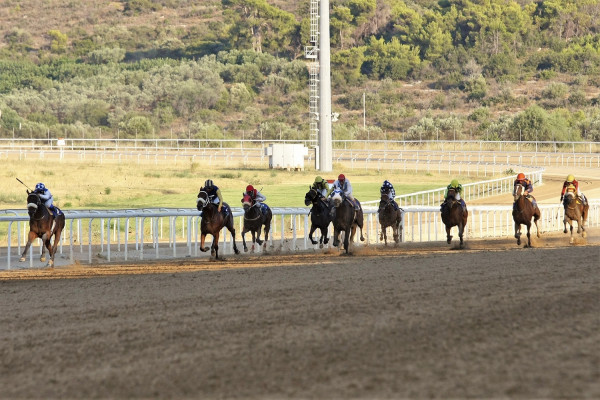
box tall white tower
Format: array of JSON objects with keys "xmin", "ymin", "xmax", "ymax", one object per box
[{"xmin": 305, "ymin": 0, "xmax": 333, "ymax": 172}]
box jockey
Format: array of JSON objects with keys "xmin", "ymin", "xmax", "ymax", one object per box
[
  {"xmin": 379, "ymin": 180, "xmax": 399, "ymax": 211},
  {"xmin": 311, "ymin": 176, "xmax": 331, "ymax": 198},
  {"xmin": 33, "ymin": 183, "xmax": 58, "ymax": 217},
  {"xmin": 331, "ymin": 173, "xmax": 359, "ymax": 210},
  {"xmin": 560, "ymin": 174, "xmax": 588, "ymax": 206},
  {"xmin": 200, "ymin": 179, "xmax": 223, "ymax": 213},
  {"xmin": 245, "ymin": 184, "xmax": 266, "ymax": 205},
  {"xmin": 441, "ymin": 179, "xmax": 466, "ymax": 211},
  {"xmin": 513, "ymin": 172, "xmax": 537, "ymax": 209}
]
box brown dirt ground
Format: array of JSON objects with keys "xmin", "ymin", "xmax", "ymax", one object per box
[{"xmin": 1, "ymin": 229, "xmax": 599, "ymax": 399}]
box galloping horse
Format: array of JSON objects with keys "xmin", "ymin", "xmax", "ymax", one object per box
[
  {"xmin": 19, "ymin": 192, "xmax": 65, "ymax": 267},
  {"xmin": 241, "ymin": 194, "xmax": 272, "ymax": 252},
  {"xmin": 330, "ymin": 189, "xmax": 365, "ymax": 253},
  {"xmin": 512, "ymin": 183, "xmax": 541, "ymax": 247},
  {"xmin": 304, "ymin": 188, "xmax": 332, "ymax": 248},
  {"xmin": 196, "ymin": 191, "xmax": 239, "ymax": 259},
  {"xmin": 563, "ymin": 191, "xmax": 589, "ymax": 243},
  {"xmin": 440, "ymin": 188, "xmax": 468, "ymax": 247},
  {"xmin": 378, "ymin": 193, "xmax": 402, "ymax": 245}
]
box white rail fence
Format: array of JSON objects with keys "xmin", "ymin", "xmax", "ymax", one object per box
[{"xmin": 2, "ymin": 201, "xmax": 599, "ymax": 270}]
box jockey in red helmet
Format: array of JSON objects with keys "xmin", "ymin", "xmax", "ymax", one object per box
[
  {"xmin": 513, "ymin": 173, "xmax": 538, "ymax": 209},
  {"xmin": 331, "ymin": 174, "xmax": 359, "ymax": 210},
  {"xmin": 560, "ymin": 174, "xmax": 588, "ymax": 205},
  {"xmin": 244, "ymin": 184, "xmax": 266, "ymax": 205}
]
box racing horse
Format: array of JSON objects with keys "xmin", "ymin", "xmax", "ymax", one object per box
[
  {"xmin": 19, "ymin": 192, "xmax": 65, "ymax": 267},
  {"xmin": 240, "ymin": 193, "xmax": 272, "ymax": 252},
  {"xmin": 512, "ymin": 183, "xmax": 541, "ymax": 247},
  {"xmin": 196, "ymin": 191, "xmax": 240, "ymax": 259},
  {"xmin": 562, "ymin": 191, "xmax": 589, "ymax": 244},
  {"xmin": 330, "ymin": 189, "xmax": 365, "ymax": 253},
  {"xmin": 378, "ymin": 192, "xmax": 402, "ymax": 245},
  {"xmin": 304, "ymin": 188, "xmax": 332, "ymax": 248},
  {"xmin": 440, "ymin": 188, "xmax": 468, "ymax": 247}
]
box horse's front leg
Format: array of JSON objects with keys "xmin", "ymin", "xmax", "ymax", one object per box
[
  {"xmin": 241, "ymin": 227, "xmax": 249, "ymax": 252},
  {"xmin": 563, "ymin": 217, "xmax": 568, "ymax": 234},
  {"xmin": 250, "ymin": 230, "xmax": 256, "ymax": 253},
  {"xmin": 343, "ymin": 229, "xmax": 351, "ymax": 253},
  {"xmin": 200, "ymin": 233, "xmax": 209, "ymax": 252},
  {"xmin": 227, "ymin": 224, "xmax": 240, "ymax": 255},
  {"xmin": 382, "ymin": 227, "xmax": 388, "ymax": 245},
  {"xmin": 321, "ymin": 226, "xmax": 329, "ymax": 245},
  {"xmin": 211, "ymin": 232, "xmax": 220, "ymax": 259},
  {"xmin": 569, "ymin": 222, "xmax": 575, "ymax": 244},
  {"xmin": 524, "ymin": 222, "xmax": 532, "ymax": 248},
  {"xmin": 255, "ymin": 226, "xmax": 264, "ymax": 246},
  {"xmin": 263, "ymin": 223, "xmax": 271, "ymax": 250},
  {"xmin": 332, "ymin": 227, "xmax": 340, "ymax": 248},
  {"xmin": 514, "ymin": 222, "xmax": 521, "ymax": 246},
  {"xmin": 19, "ymin": 231, "xmax": 37, "ymax": 262},
  {"xmin": 308, "ymin": 225, "xmax": 318, "ymax": 245},
  {"xmin": 43, "ymin": 237, "xmax": 54, "ymax": 267},
  {"xmin": 446, "ymin": 225, "xmax": 452, "ymax": 244},
  {"xmin": 458, "ymin": 223, "xmax": 464, "ymax": 248}
]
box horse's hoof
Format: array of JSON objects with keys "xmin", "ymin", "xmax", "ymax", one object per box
[
  {"xmin": 244, "ymin": 247, "xmax": 248, "ymax": 252},
  {"xmin": 563, "ymin": 229, "xmax": 568, "ymax": 234},
  {"xmin": 582, "ymin": 231, "xmax": 587, "ymax": 238},
  {"xmin": 570, "ymin": 238, "xmax": 575, "ymax": 244},
  {"xmin": 517, "ymin": 239, "xmax": 521, "ymax": 245},
  {"xmin": 256, "ymin": 239, "xmax": 263, "ymax": 246},
  {"xmin": 323, "ymin": 238, "xmax": 329, "ymax": 244},
  {"xmin": 200, "ymin": 247, "xmax": 209, "ymax": 252},
  {"xmin": 360, "ymin": 236, "xmax": 365, "ymax": 242},
  {"xmin": 234, "ymin": 249, "xmax": 240, "ymax": 255},
  {"xmin": 46, "ymin": 261, "xmax": 54, "ymax": 268},
  {"xmin": 311, "ymin": 240, "xmax": 318, "ymax": 245},
  {"xmin": 319, "ymin": 243, "xmax": 323, "ymax": 249},
  {"xmin": 40, "ymin": 257, "xmax": 46, "ymax": 263},
  {"xmin": 19, "ymin": 257, "xmax": 26, "ymax": 262}
]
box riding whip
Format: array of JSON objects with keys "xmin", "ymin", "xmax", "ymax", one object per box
[{"xmin": 16, "ymin": 178, "xmax": 32, "ymax": 191}]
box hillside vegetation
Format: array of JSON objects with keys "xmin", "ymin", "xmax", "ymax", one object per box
[{"xmin": 1, "ymin": 0, "xmax": 600, "ymax": 143}]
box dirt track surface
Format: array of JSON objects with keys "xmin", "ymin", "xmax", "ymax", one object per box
[{"xmin": 1, "ymin": 232, "xmax": 599, "ymax": 399}]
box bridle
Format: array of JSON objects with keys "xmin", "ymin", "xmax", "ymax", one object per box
[{"xmin": 27, "ymin": 193, "xmax": 45, "ymax": 220}]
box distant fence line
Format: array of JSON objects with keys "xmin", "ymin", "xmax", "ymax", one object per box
[
  {"xmin": 0, "ymin": 138, "xmax": 599, "ymax": 153},
  {"xmin": 2, "ymin": 199, "xmax": 599, "ymax": 270}
]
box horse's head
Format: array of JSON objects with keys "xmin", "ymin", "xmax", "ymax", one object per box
[
  {"xmin": 242, "ymin": 193, "xmax": 253, "ymax": 210},
  {"xmin": 304, "ymin": 187, "xmax": 318, "ymax": 206},
  {"xmin": 446, "ymin": 188, "xmax": 457, "ymax": 201},
  {"xmin": 513, "ymin": 184, "xmax": 523, "ymax": 202},
  {"xmin": 196, "ymin": 191, "xmax": 209, "ymax": 211},
  {"xmin": 26, "ymin": 192, "xmax": 41, "ymax": 214},
  {"xmin": 331, "ymin": 189, "xmax": 344, "ymax": 208}
]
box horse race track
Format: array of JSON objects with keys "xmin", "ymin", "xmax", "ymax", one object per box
[{"xmin": 1, "ymin": 231, "xmax": 599, "ymax": 399}]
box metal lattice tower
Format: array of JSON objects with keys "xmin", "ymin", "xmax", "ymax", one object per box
[{"xmin": 305, "ymin": 0, "xmax": 320, "ymax": 148}]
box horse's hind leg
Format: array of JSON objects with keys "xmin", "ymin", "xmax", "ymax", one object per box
[
  {"xmin": 263, "ymin": 223, "xmax": 270, "ymax": 250},
  {"xmin": 255, "ymin": 226, "xmax": 264, "ymax": 246},
  {"xmin": 19, "ymin": 231, "xmax": 37, "ymax": 262}
]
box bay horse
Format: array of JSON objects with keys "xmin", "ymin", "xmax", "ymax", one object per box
[
  {"xmin": 512, "ymin": 183, "xmax": 541, "ymax": 248},
  {"xmin": 304, "ymin": 188, "xmax": 332, "ymax": 248},
  {"xmin": 196, "ymin": 191, "xmax": 240, "ymax": 259},
  {"xmin": 563, "ymin": 191, "xmax": 589, "ymax": 244},
  {"xmin": 19, "ymin": 192, "xmax": 65, "ymax": 267},
  {"xmin": 378, "ymin": 193, "xmax": 402, "ymax": 245},
  {"xmin": 241, "ymin": 194, "xmax": 272, "ymax": 252},
  {"xmin": 330, "ymin": 189, "xmax": 365, "ymax": 254},
  {"xmin": 440, "ymin": 188, "xmax": 468, "ymax": 247}
]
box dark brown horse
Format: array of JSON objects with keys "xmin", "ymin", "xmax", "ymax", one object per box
[
  {"xmin": 241, "ymin": 194, "xmax": 272, "ymax": 253},
  {"xmin": 563, "ymin": 191, "xmax": 589, "ymax": 243},
  {"xmin": 330, "ymin": 189, "xmax": 365, "ymax": 253},
  {"xmin": 304, "ymin": 188, "xmax": 332, "ymax": 248},
  {"xmin": 196, "ymin": 191, "xmax": 239, "ymax": 259},
  {"xmin": 512, "ymin": 184, "xmax": 541, "ymax": 247},
  {"xmin": 19, "ymin": 192, "xmax": 65, "ymax": 267},
  {"xmin": 440, "ymin": 188, "xmax": 468, "ymax": 247},
  {"xmin": 378, "ymin": 194, "xmax": 402, "ymax": 245}
]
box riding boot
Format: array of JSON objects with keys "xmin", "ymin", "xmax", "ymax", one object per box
[
  {"xmin": 460, "ymin": 199, "xmax": 467, "ymax": 212},
  {"xmin": 49, "ymin": 205, "xmax": 58, "ymax": 218}
]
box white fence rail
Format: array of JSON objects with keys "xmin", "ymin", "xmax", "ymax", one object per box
[{"xmin": 2, "ymin": 201, "xmax": 599, "ymax": 270}]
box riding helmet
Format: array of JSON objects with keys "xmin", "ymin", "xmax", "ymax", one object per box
[
  {"xmin": 566, "ymin": 174, "xmax": 575, "ymax": 182},
  {"xmin": 204, "ymin": 179, "xmax": 213, "ymax": 187},
  {"xmin": 246, "ymin": 184, "xmax": 254, "ymax": 193},
  {"xmin": 383, "ymin": 180, "xmax": 391, "ymax": 187},
  {"xmin": 517, "ymin": 173, "xmax": 525, "ymax": 180},
  {"xmin": 450, "ymin": 179, "xmax": 459, "ymax": 188},
  {"xmin": 314, "ymin": 176, "xmax": 324, "ymax": 184},
  {"xmin": 35, "ymin": 183, "xmax": 45, "ymax": 191},
  {"xmin": 338, "ymin": 174, "xmax": 345, "ymax": 181}
]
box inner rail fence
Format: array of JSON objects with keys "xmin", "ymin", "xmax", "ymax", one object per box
[{"xmin": 2, "ymin": 200, "xmax": 598, "ymax": 270}]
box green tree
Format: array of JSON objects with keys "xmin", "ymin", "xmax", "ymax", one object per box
[{"xmin": 48, "ymin": 30, "xmax": 68, "ymax": 54}]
